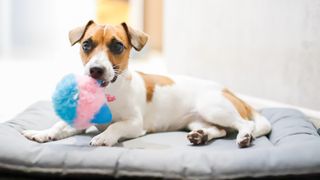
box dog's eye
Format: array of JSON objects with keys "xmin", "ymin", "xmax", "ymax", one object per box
[
  {"xmin": 109, "ymin": 41, "xmax": 124, "ymax": 55},
  {"xmin": 82, "ymin": 39, "xmax": 93, "ymax": 53}
]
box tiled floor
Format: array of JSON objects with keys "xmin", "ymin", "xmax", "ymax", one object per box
[{"xmin": 0, "ymin": 51, "xmax": 167, "ymax": 122}]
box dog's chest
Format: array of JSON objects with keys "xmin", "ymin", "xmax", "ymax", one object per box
[{"xmin": 107, "ymin": 97, "xmax": 132, "ymax": 121}]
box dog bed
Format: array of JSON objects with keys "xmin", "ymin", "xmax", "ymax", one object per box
[{"xmin": 0, "ymin": 101, "xmax": 319, "ymax": 179}]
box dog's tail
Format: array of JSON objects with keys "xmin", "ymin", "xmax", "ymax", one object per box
[{"xmin": 252, "ymin": 111, "xmax": 272, "ymax": 138}]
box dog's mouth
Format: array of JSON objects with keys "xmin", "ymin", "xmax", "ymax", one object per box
[
  {"xmin": 97, "ymin": 75, "xmax": 118, "ymax": 87},
  {"xmin": 99, "ymin": 79, "xmax": 108, "ymax": 87}
]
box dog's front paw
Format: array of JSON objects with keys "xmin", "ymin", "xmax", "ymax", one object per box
[
  {"xmin": 22, "ymin": 130, "xmax": 57, "ymax": 143},
  {"xmin": 90, "ymin": 133, "xmax": 118, "ymax": 146}
]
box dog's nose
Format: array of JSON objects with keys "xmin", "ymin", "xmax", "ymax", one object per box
[{"xmin": 90, "ymin": 67, "xmax": 104, "ymax": 79}]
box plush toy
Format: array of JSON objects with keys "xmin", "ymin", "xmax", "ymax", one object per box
[{"xmin": 52, "ymin": 74, "xmax": 113, "ymax": 129}]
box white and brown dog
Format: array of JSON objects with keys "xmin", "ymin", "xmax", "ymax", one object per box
[{"xmin": 22, "ymin": 21, "xmax": 271, "ymax": 148}]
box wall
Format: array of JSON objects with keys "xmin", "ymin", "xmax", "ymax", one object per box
[
  {"xmin": 163, "ymin": 0, "xmax": 320, "ymax": 110},
  {"xmin": 0, "ymin": 0, "xmax": 95, "ymax": 58},
  {"xmin": 0, "ymin": 0, "xmax": 11, "ymax": 57}
]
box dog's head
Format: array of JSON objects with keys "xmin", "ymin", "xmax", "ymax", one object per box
[{"xmin": 69, "ymin": 20, "xmax": 148, "ymax": 86}]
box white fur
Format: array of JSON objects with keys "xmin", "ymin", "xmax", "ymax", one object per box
[
  {"xmin": 23, "ymin": 51, "xmax": 271, "ymax": 147},
  {"xmin": 22, "ymin": 121, "xmax": 84, "ymax": 143}
]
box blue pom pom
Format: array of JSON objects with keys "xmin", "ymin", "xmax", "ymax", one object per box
[
  {"xmin": 91, "ymin": 103, "xmax": 112, "ymax": 124},
  {"xmin": 52, "ymin": 74, "xmax": 78, "ymax": 125}
]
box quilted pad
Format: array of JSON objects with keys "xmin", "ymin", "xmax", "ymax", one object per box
[{"xmin": 0, "ymin": 101, "xmax": 319, "ymax": 179}]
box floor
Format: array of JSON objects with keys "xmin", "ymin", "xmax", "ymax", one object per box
[{"xmin": 0, "ymin": 51, "xmax": 167, "ymax": 123}]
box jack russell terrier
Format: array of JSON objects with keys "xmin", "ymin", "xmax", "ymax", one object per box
[{"xmin": 22, "ymin": 20, "xmax": 271, "ymax": 148}]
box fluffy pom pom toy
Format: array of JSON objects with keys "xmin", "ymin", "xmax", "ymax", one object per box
[{"xmin": 52, "ymin": 74, "xmax": 113, "ymax": 129}]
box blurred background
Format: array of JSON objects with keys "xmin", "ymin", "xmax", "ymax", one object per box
[{"xmin": 0, "ymin": 0, "xmax": 320, "ymax": 121}]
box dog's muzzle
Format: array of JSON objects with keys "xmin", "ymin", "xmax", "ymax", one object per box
[{"xmin": 89, "ymin": 67, "xmax": 117, "ymax": 87}]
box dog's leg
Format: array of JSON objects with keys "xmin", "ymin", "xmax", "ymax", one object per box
[
  {"xmin": 233, "ymin": 118, "xmax": 255, "ymax": 148},
  {"xmin": 198, "ymin": 107, "xmax": 255, "ymax": 148},
  {"xmin": 187, "ymin": 121, "xmax": 227, "ymax": 145},
  {"xmin": 90, "ymin": 118, "xmax": 146, "ymax": 146},
  {"xmin": 22, "ymin": 121, "xmax": 85, "ymax": 143},
  {"xmin": 196, "ymin": 93, "xmax": 255, "ymax": 148}
]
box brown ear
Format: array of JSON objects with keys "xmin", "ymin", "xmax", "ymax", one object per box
[
  {"xmin": 121, "ymin": 22, "xmax": 148, "ymax": 51},
  {"xmin": 68, "ymin": 20, "xmax": 94, "ymax": 46}
]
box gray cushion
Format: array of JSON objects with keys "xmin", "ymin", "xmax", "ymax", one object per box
[{"xmin": 0, "ymin": 101, "xmax": 319, "ymax": 179}]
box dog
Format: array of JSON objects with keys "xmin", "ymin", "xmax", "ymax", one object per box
[{"xmin": 22, "ymin": 20, "xmax": 271, "ymax": 148}]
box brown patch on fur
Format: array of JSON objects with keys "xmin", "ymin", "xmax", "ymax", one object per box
[
  {"xmin": 126, "ymin": 74, "xmax": 132, "ymax": 81},
  {"xmin": 222, "ymin": 89, "xmax": 253, "ymax": 120},
  {"xmin": 137, "ymin": 72, "xmax": 174, "ymax": 102}
]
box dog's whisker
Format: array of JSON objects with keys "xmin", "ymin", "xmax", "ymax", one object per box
[
  {"xmin": 113, "ymin": 69, "xmax": 120, "ymax": 74},
  {"xmin": 113, "ymin": 64, "xmax": 120, "ymax": 69}
]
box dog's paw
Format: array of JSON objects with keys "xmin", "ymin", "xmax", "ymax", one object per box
[
  {"xmin": 187, "ymin": 129, "xmax": 208, "ymax": 145},
  {"xmin": 90, "ymin": 133, "xmax": 118, "ymax": 146},
  {"xmin": 22, "ymin": 129, "xmax": 57, "ymax": 143},
  {"xmin": 236, "ymin": 133, "xmax": 253, "ymax": 148}
]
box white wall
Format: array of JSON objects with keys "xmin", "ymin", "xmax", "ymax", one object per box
[
  {"xmin": 1, "ymin": 0, "xmax": 95, "ymax": 58},
  {"xmin": 163, "ymin": 0, "xmax": 320, "ymax": 110},
  {"xmin": 0, "ymin": 0, "xmax": 11, "ymax": 57}
]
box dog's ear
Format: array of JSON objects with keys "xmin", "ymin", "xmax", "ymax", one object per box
[
  {"xmin": 121, "ymin": 22, "xmax": 148, "ymax": 51},
  {"xmin": 69, "ymin": 20, "xmax": 94, "ymax": 46}
]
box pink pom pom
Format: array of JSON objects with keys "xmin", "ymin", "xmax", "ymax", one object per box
[{"xmin": 74, "ymin": 75, "xmax": 106, "ymax": 129}]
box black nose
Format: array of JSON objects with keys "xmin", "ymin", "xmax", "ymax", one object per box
[{"xmin": 90, "ymin": 67, "xmax": 104, "ymax": 79}]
